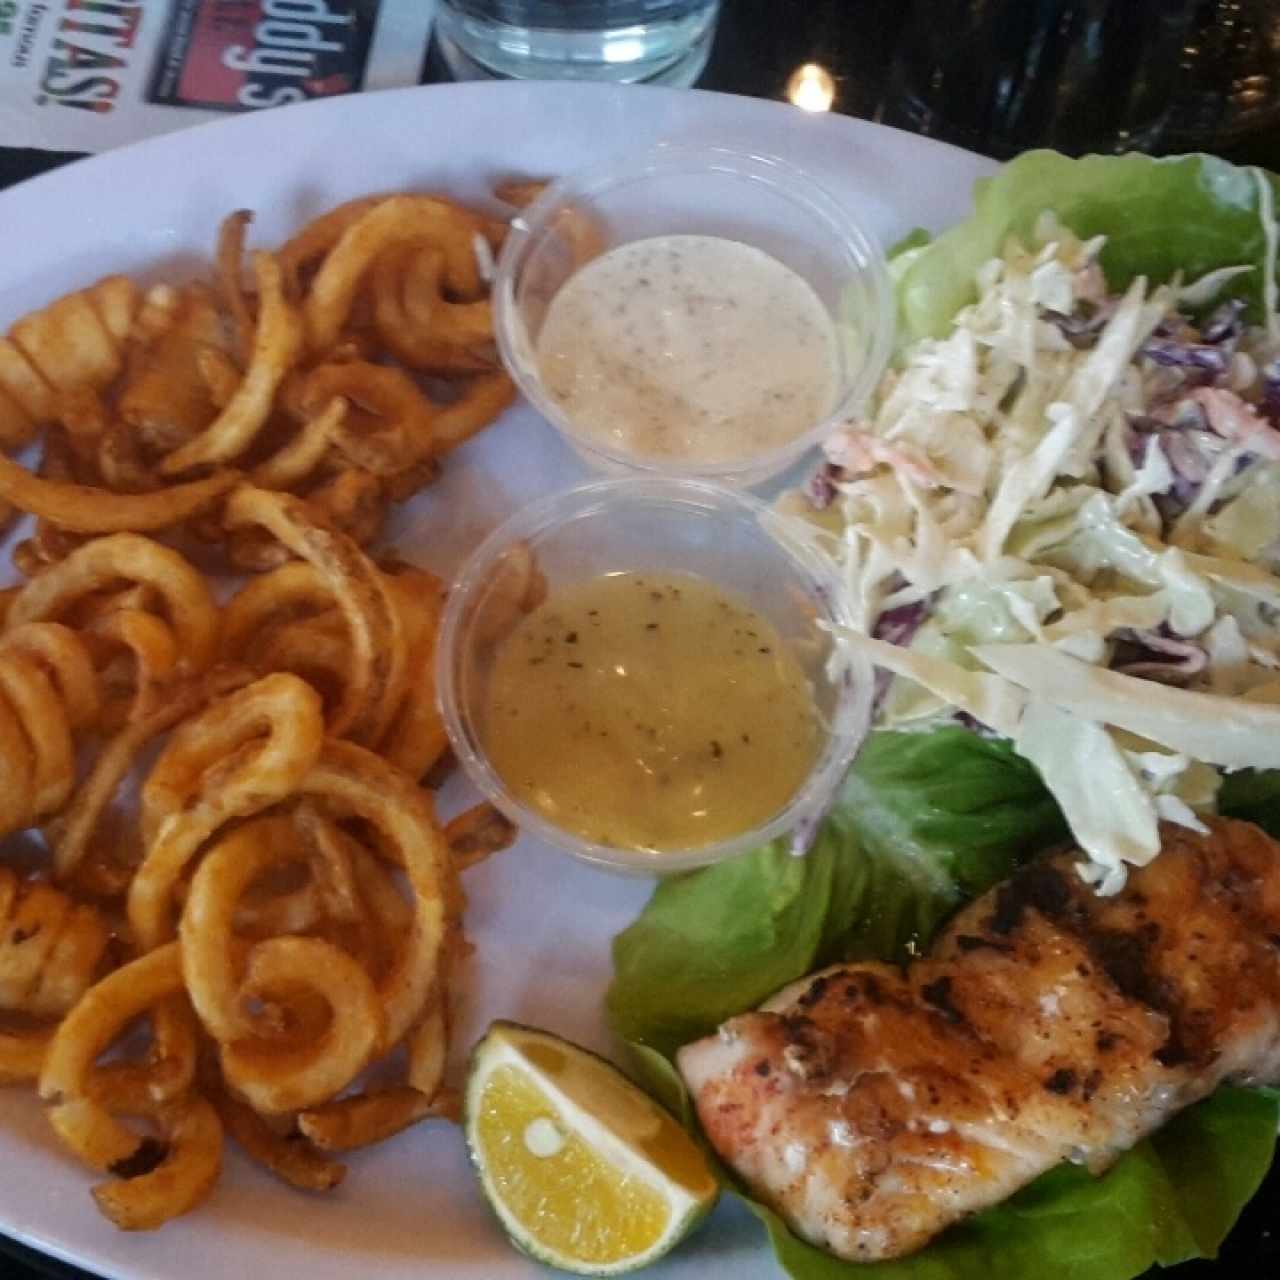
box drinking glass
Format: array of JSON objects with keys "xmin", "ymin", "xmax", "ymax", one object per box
[{"xmin": 437, "ymin": 0, "xmax": 722, "ymax": 86}]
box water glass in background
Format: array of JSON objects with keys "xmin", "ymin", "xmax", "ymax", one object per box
[
  {"xmin": 879, "ymin": 0, "xmax": 1198, "ymax": 157},
  {"xmin": 437, "ymin": 0, "xmax": 722, "ymax": 86}
]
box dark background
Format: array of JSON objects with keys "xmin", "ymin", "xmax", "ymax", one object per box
[{"xmin": 0, "ymin": 0, "xmax": 1276, "ymax": 1276}]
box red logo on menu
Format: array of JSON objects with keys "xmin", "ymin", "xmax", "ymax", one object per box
[{"xmin": 149, "ymin": 0, "xmax": 376, "ymax": 112}]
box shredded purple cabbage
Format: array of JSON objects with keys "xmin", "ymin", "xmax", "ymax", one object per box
[
  {"xmin": 1140, "ymin": 337, "xmax": 1230, "ymax": 376},
  {"xmin": 1126, "ymin": 425, "xmax": 1152, "ymax": 469},
  {"xmin": 873, "ymin": 599, "xmax": 930, "ymax": 649},
  {"xmin": 1041, "ymin": 300, "xmax": 1114, "ymax": 349},
  {"xmin": 866, "ymin": 595, "xmax": 933, "ymax": 715},
  {"xmin": 1161, "ymin": 431, "xmax": 1210, "ymax": 488},
  {"xmin": 1126, "ymin": 425, "xmax": 1195, "ymax": 523},
  {"xmin": 1138, "ymin": 297, "xmax": 1248, "ymax": 384},
  {"xmin": 1152, "ymin": 314, "xmax": 1187, "ymax": 340},
  {"xmin": 1262, "ymin": 357, "xmax": 1280, "ymax": 423},
  {"xmin": 1146, "ymin": 382, "xmax": 1212, "ymax": 424},
  {"xmin": 1111, "ymin": 628, "xmax": 1207, "ymax": 685},
  {"xmin": 1202, "ymin": 298, "xmax": 1247, "ymax": 345},
  {"xmin": 804, "ymin": 462, "xmax": 842, "ymax": 511},
  {"xmin": 952, "ymin": 710, "xmax": 1002, "ymax": 739},
  {"xmin": 1125, "ymin": 427, "xmax": 1168, "ymax": 471},
  {"xmin": 1125, "ymin": 402, "xmax": 1258, "ymax": 529}
]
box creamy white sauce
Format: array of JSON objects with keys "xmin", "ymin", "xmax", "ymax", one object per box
[{"xmin": 535, "ymin": 234, "xmax": 839, "ymax": 464}]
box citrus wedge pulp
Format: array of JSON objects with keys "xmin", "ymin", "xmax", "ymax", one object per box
[{"xmin": 465, "ymin": 1020, "xmax": 718, "ymax": 1275}]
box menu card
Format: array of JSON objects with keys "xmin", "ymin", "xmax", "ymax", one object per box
[{"xmin": 0, "ymin": 0, "xmax": 437, "ymax": 152}]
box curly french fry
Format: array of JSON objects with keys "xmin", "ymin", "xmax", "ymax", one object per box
[
  {"xmin": 378, "ymin": 566, "xmax": 449, "ymax": 780},
  {"xmin": 297, "ymin": 1084, "xmax": 448, "ymax": 1153},
  {"xmin": 90, "ymin": 1094, "xmax": 222, "ymax": 1231},
  {"xmin": 302, "ymin": 361, "xmax": 437, "ymax": 474},
  {"xmin": 370, "ymin": 246, "xmax": 495, "ymax": 375},
  {"xmin": 220, "ymin": 560, "xmax": 334, "ymax": 657},
  {"xmin": 0, "ymin": 869, "xmax": 110, "ymax": 1020},
  {"xmin": 49, "ymin": 666, "xmax": 255, "ymax": 884},
  {"xmin": 0, "ymin": 452, "xmax": 238, "ymax": 533},
  {"xmin": 180, "ymin": 817, "xmax": 314, "ymax": 1042},
  {"xmin": 219, "ymin": 935, "xmax": 382, "ymax": 1115},
  {"xmin": 40, "ymin": 944, "xmax": 186, "ymax": 1164},
  {"xmin": 244, "ymin": 614, "xmax": 348, "ymax": 716},
  {"xmin": 428, "ymin": 369, "xmax": 515, "ymax": 457},
  {"xmin": 118, "ymin": 284, "xmax": 231, "ymax": 455},
  {"xmin": 212, "ymin": 1085, "xmax": 345, "ymax": 1191},
  {"xmin": 215, "ymin": 210, "xmax": 255, "ymax": 362},
  {"xmin": 0, "ymin": 623, "xmax": 99, "ymax": 833},
  {"xmin": 222, "ymin": 487, "xmax": 407, "ymax": 745},
  {"xmin": 250, "ymin": 396, "xmax": 344, "ymax": 489},
  {"xmin": 0, "ymin": 187, "xmax": 530, "ymax": 1233},
  {"xmin": 6, "ymin": 276, "xmax": 139, "ymax": 401},
  {"xmin": 9, "ymin": 534, "xmax": 220, "ymax": 676},
  {"xmin": 159, "ymin": 254, "xmax": 303, "ymax": 475},
  {"xmin": 85, "ymin": 608, "xmax": 179, "ymax": 731},
  {"xmin": 88, "ymin": 276, "xmax": 137, "ymax": 347},
  {"xmin": 0, "ymin": 1025, "xmax": 54, "ymax": 1086},
  {"xmin": 87, "ymin": 996, "xmax": 198, "ymax": 1114},
  {"xmin": 0, "ymin": 387, "xmax": 34, "ymax": 451},
  {"xmin": 0, "ymin": 277, "xmax": 136, "ymax": 452},
  {"xmin": 444, "ymin": 802, "xmax": 518, "ymax": 871},
  {"xmin": 129, "ymin": 673, "xmax": 325, "ymax": 949},
  {"xmin": 298, "ymin": 740, "xmax": 455, "ymax": 1054},
  {"xmin": 303, "ymin": 466, "xmax": 387, "ymax": 548},
  {"xmin": 276, "ymin": 193, "xmax": 393, "ymax": 294},
  {"xmin": 304, "ymin": 196, "xmax": 486, "ymax": 351}
]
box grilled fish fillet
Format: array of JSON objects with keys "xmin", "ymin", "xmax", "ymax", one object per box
[{"xmin": 677, "ymin": 818, "xmax": 1280, "ymax": 1261}]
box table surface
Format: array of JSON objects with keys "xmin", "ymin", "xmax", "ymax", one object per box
[{"xmin": 0, "ymin": 1, "xmax": 1276, "ymax": 1276}]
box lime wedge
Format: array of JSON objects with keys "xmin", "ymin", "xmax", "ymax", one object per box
[{"xmin": 464, "ymin": 1021, "xmax": 718, "ymax": 1275}]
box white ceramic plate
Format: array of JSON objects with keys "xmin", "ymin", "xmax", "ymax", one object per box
[{"xmin": 0, "ymin": 82, "xmax": 995, "ymax": 1280}]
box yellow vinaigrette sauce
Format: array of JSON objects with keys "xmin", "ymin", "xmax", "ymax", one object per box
[{"xmin": 481, "ymin": 570, "xmax": 821, "ymax": 852}]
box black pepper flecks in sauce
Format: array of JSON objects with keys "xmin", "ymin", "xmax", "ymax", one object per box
[
  {"xmin": 535, "ymin": 235, "xmax": 840, "ymax": 464},
  {"xmin": 481, "ymin": 570, "xmax": 822, "ymax": 851}
]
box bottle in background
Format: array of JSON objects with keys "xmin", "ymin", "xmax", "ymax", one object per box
[
  {"xmin": 1164, "ymin": 0, "xmax": 1280, "ymax": 148},
  {"xmin": 437, "ymin": 0, "xmax": 723, "ymax": 86},
  {"xmin": 879, "ymin": 0, "xmax": 1197, "ymax": 158}
]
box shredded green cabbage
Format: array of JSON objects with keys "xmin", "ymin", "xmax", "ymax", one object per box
[{"xmin": 802, "ymin": 153, "xmax": 1280, "ymax": 893}]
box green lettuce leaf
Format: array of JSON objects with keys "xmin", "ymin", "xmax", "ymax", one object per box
[
  {"xmin": 607, "ymin": 729, "xmax": 1064, "ymax": 1058},
  {"xmin": 626, "ymin": 1044, "xmax": 1279, "ymax": 1280},
  {"xmin": 889, "ymin": 227, "xmax": 933, "ymax": 260},
  {"xmin": 606, "ymin": 729, "xmax": 1280, "ymax": 1280},
  {"xmin": 1219, "ymin": 768, "xmax": 1280, "ymax": 839},
  {"xmin": 607, "ymin": 150, "xmax": 1280, "ymax": 1278},
  {"xmin": 752, "ymin": 1088, "xmax": 1279, "ymax": 1280},
  {"xmin": 897, "ymin": 151, "xmax": 1280, "ymax": 342}
]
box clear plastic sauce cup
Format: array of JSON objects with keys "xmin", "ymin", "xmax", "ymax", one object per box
[
  {"xmin": 437, "ymin": 476, "xmax": 874, "ymax": 875},
  {"xmin": 494, "ymin": 144, "xmax": 893, "ymax": 488}
]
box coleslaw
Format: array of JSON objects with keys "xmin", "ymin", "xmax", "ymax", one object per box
[{"xmin": 791, "ymin": 190, "xmax": 1280, "ymax": 894}]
